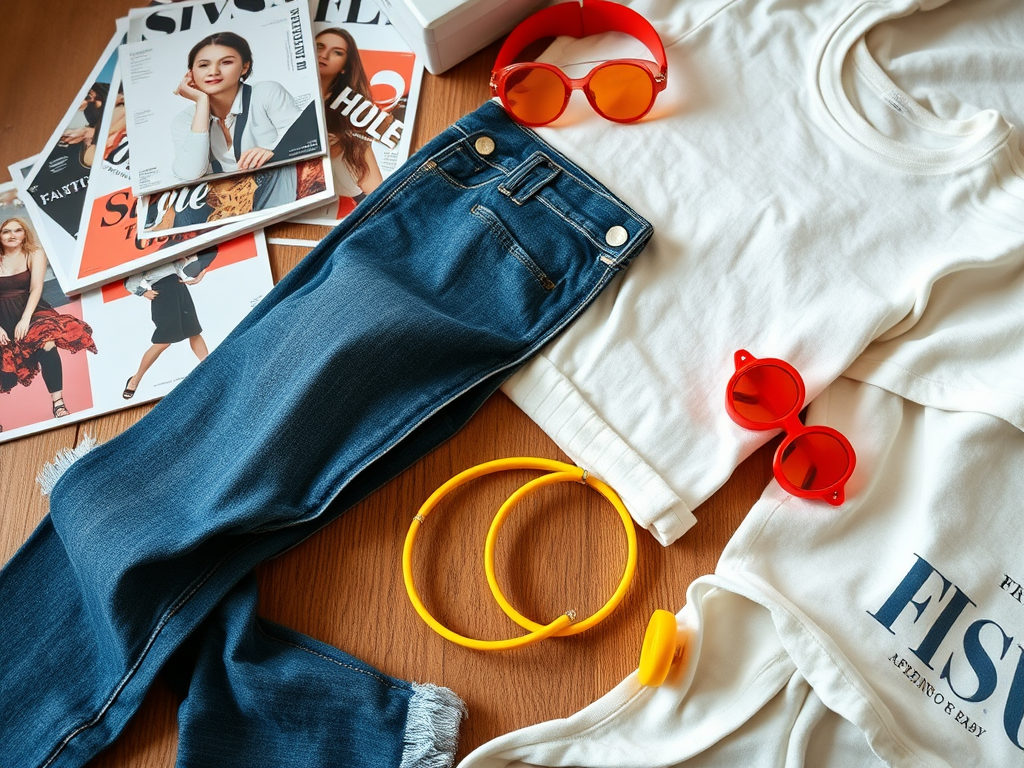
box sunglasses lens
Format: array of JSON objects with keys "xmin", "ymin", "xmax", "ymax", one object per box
[
  {"xmin": 730, "ymin": 365, "xmax": 800, "ymax": 424},
  {"xmin": 588, "ymin": 63, "xmax": 654, "ymax": 121},
  {"xmin": 503, "ymin": 67, "xmax": 568, "ymax": 125},
  {"xmin": 780, "ymin": 433, "xmax": 850, "ymax": 492}
]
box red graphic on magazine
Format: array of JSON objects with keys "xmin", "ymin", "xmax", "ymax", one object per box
[
  {"xmin": 318, "ymin": 33, "xmax": 416, "ymax": 219},
  {"xmin": 326, "ymin": 50, "xmax": 415, "ymax": 145},
  {"xmin": 100, "ymin": 233, "xmax": 258, "ymax": 303},
  {"xmin": 79, "ymin": 188, "xmax": 185, "ymax": 277}
]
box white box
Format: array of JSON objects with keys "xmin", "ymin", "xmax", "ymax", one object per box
[{"xmin": 376, "ymin": 0, "xmax": 547, "ymax": 75}]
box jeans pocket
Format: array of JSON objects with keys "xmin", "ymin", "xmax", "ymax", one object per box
[
  {"xmin": 428, "ymin": 141, "xmax": 506, "ymax": 189},
  {"xmin": 469, "ymin": 204, "xmax": 555, "ymax": 291}
]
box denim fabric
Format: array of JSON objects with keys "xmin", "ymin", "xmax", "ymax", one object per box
[
  {"xmin": 0, "ymin": 101, "xmax": 653, "ymax": 768},
  {"xmin": 168, "ymin": 574, "xmax": 465, "ymax": 768}
]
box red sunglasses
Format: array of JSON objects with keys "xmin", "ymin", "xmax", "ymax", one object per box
[
  {"xmin": 725, "ymin": 350, "xmax": 856, "ymax": 506},
  {"xmin": 491, "ymin": 0, "xmax": 668, "ymax": 127}
]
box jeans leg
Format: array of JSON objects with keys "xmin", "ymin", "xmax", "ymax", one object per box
[
  {"xmin": 170, "ymin": 574, "xmax": 465, "ymax": 768},
  {"xmin": 164, "ymin": 374, "xmax": 506, "ymax": 768},
  {"xmin": 0, "ymin": 520, "xmax": 108, "ymax": 753},
  {"xmin": 0, "ymin": 102, "xmax": 653, "ymax": 768}
]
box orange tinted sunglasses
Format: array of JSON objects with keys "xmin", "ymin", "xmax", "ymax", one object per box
[
  {"xmin": 725, "ymin": 350, "xmax": 856, "ymax": 506},
  {"xmin": 491, "ymin": 0, "xmax": 668, "ymax": 127}
]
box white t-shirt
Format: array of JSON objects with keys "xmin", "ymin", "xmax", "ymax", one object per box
[
  {"xmin": 499, "ymin": 0, "xmax": 1024, "ymax": 546},
  {"xmin": 458, "ymin": 377, "xmax": 1024, "ymax": 767},
  {"xmin": 459, "ymin": 1, "xmax": 1024, "ymax": 764}
]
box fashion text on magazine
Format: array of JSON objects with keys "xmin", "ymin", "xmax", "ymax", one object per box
[{"xmin": 11, "ymin": 144, "xmax": 260, "ymax": 296}]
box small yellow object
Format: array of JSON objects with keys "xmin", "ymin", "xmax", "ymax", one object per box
[
  {"xmin": 402, "ymin": 457, "xmax": 638, "ymax": 651},
  {"xmin": 638, "ymin": 609, "xmax": 683, "ymax": 686}
]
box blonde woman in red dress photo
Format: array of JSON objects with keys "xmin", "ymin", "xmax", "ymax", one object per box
[{"xmin": 0, "ymin": 218, "xmax": 97, "ymax": 429}]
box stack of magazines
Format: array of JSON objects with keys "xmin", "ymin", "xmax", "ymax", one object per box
[{"xmin": 1, "ymin": 0, "xmax": 423, "ymax": 443}]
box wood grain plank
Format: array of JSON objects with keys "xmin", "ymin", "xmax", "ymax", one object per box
[
  {"xmin": 0, "ymin": 428, "xmax": 77, "ymax": 562},
  {"xmin": 0, "ymin": 1, "xmax": 138, "ymax": 168}
]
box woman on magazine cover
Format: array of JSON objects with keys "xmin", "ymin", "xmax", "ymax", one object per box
[
  {"xmin": 170, "ymin": 31, "xmax": 300, "ymax": 208},
  {"xmin": 0, "ymin": 218, "xmax": 97, "ymax": 426},
  {"xmin": 316, "ymin": 28, "xmax": 384, "ymax": 198},
  {"xmin": 122, "ymin": 251, "xmax": 214, "ymax": 400},
  {"xmin": 104, "ymin": 88, "xmax": 128, "ymax": 165},
  {"xmin": 60, "ymin": 81, "xmax": 109, "ymax": 168}
]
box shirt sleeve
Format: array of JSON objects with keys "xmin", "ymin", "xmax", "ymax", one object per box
[
  {"xmin": 175, "ymin": 256, "xmax": 196, "ymax": 280},
  {"xmin": 171, "ymin": 107, "xmax": 212, "ymax": 181},
  {"xmin": 253, "ymin": 81, "xmax": 301, "ymax": 151},
  {"xmin": 124, "ymin": 274, "xmax": 148, "ymax": 296}
]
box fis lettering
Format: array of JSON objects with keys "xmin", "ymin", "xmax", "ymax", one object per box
[{"xmin": 870, "ymin": 554, "xmax": 1024, "ymax": 750}]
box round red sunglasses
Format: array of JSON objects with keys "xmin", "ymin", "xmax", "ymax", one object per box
[
  {"xmin": 491, "ymin": 0, "xmax": 668, "ymax": 127},
  {"xmin": 725, "ymin": 350, "xmax": 856, "ymax": 506}
]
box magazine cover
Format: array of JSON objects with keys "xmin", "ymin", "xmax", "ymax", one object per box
[
  {"xmin": 19, "ymin": 26, "xmax": 125, "ymax": 291},
  {"xmin": 12, "ymin": 150, "xmax": 255, "ymax": 296},
  {"xmin": 104, "ymin": 59, "xmax": 334, "ymax": 240},
  {"xmin": 12, "ymin": 82, "xmax": 328, "ymax": 298},
  {"xmin": 121, "ymin": 0, "xmax": 328, "ymax": 196},
  {"xmin": 295, "ymin": 0, "xmax": 423, "ymax": 225},
  {"xmin": 126, "ymin": 0, "xmax": 414, "ymax": 226},
  {"xmin": 0, "ymin": 180, "xmax": 273, "ymax": 444}
]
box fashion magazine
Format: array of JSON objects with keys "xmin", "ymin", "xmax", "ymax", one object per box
[
  {"xmin": 11, "ymin": 56, "xmax": 328, "ymax": 296},
  {"xmin": 12, "ymin": 144, "xmax": 265, "ymax": 296},
  {"xmin": 108, "ymin": 59, "xmax": 335, "ymax": 240},
  {"xmin": 18, "ymin": 26, "xmax": 125, "ymax": 291},
  {"xmin": 9, "ymin": 35, "xmax": 300, "ymax": 296},
  {"xmin": 121, "ymin": 0, "xmax": 328, "ymax": 196},
  {"xmin": 0, "ymin": 180, "xmax": 273, "ymax": 444},
  {"xmin": 293, "ymin": 0, "xmax": 423, "ymax": 225},
  {"xmin": 131, "ymin": 0, "xmax": 419, "ymax": 225}
]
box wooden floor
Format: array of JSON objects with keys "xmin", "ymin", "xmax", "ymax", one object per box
[{"xmin": 0, "ymin": 2, "xmax": 776, "ymax": 764}]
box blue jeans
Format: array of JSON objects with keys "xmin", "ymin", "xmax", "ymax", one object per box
[{"xmin": 0, "ymin": 102, "xmax": 653, "ymax": 768}]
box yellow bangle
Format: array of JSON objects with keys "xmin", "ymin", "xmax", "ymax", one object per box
[{"xmin": 402, "ymin": 457, "xmax": 637, "ymax": 651}]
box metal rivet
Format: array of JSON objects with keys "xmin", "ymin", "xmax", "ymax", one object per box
[
  {"xmin": 605, "ymin": 226, "xmax": 628, "ymax": 247},
  {"xmin": 475, "ymin": 136, "xmax": 496, "ymax": 155}
]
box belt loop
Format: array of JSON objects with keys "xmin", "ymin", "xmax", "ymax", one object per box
[{"xmin": 499, "ymin": 152, "xmax": 561, "ymax": 205}]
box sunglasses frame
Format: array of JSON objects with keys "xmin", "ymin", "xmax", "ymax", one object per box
[
  {"xmin": 725, "ymin": 350, "xmax": 856, "ymax": 506},
  {"xmin": 491, "ymin": 0, "xmax": 668, "ymax": 127},
  {"xmin": 490, "ymin": 59, "xmax": 665, "ymax": 127}
]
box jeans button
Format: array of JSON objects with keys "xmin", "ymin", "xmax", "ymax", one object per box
[
  {"xmin": 605, "ymin": 226, "xmax": 628, "ymax": 247},
  {"xmin": 475, "ymin": 136, "xmax": 496, "ymax": 155}
]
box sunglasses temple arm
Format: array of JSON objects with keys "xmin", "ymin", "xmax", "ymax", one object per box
[
  {"xmin": 580, "ymin": 0, "xmax": 669, "ymax": 75},
  {"xmin": 494, "ymin": 3, "xmax": 587, "ymax": 69},
  {"xmin": 494, "ymin": 0, "xmax": 668, "ymax": 76},
  {"xmin": 735, "ymin": 350, "xmax": 755, "ymax": 369}
]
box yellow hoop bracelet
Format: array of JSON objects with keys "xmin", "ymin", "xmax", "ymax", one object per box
[{"xmin": 402, "ymin": 457, "xmax": 638, "ymax": 651}]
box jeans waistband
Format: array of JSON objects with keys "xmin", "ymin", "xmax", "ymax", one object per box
[{"xmin": 424, "ymin": 100, "xmax": 650, "ymax": 271}]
